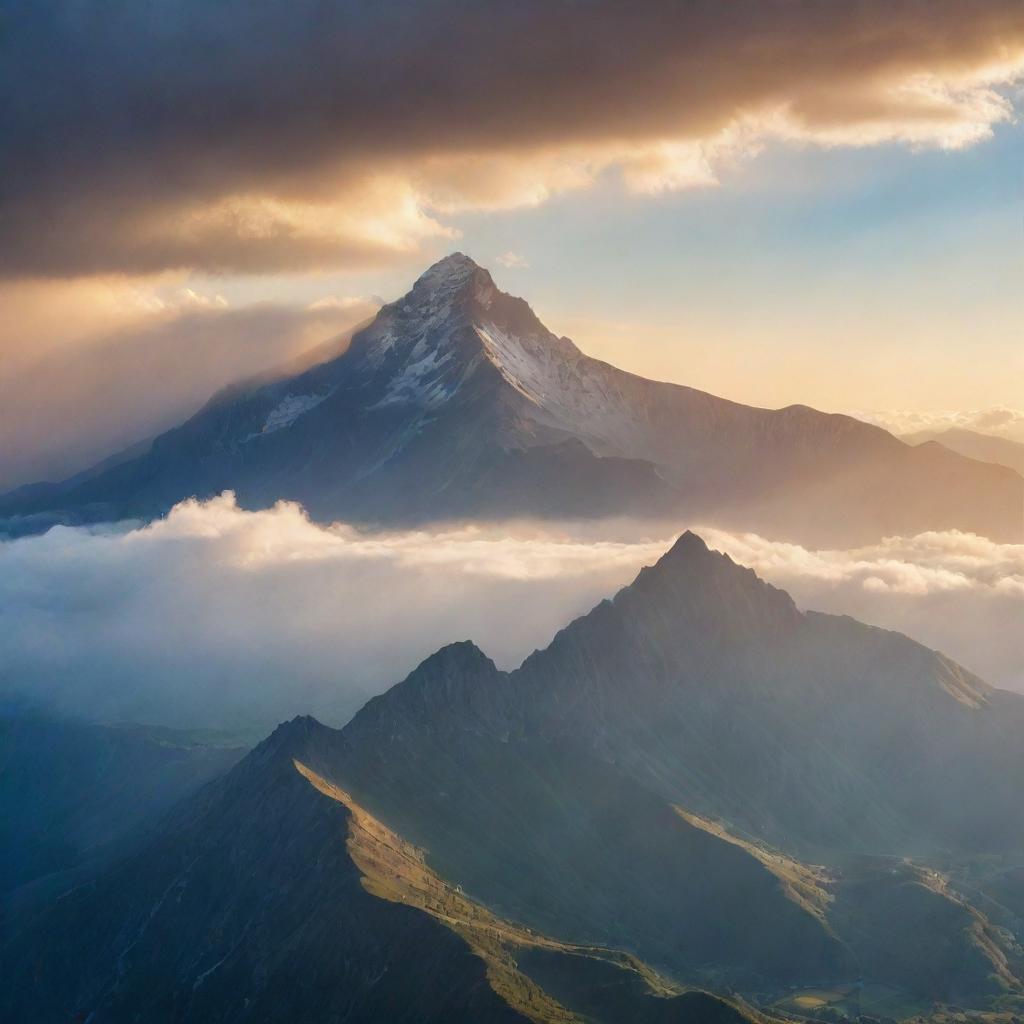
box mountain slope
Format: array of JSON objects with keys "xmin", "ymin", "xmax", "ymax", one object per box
[
  {"xmin": 2, "ymin": 718, "xmax": 535, "ymax": 1024},
  {"xmin": 3, "ymin": 715, "xmax": 767, "ymax": 1024},
  {"xmin": 0, "ymin": 711, "xmax": 244, "ymax": 898},
  {"xmin": 2, "ymin": 254, "xmax": 1020, "ymax": 545},
  {"xmin": 317, "ymin": 534, "xmax": 1024, "ymax": 1004},
  {"xmin": 11, "ymin": 533, "xmax": 1024, "ymax": 1018},
  {"xmin": 903, "ymin": 427, "xmax": 1024, "ymax": 477},
  {"xmin": 319, "ymin": 532, "xmax": 1024, "ymax": 1003},
  {"xmin": 335, "ymin": 534, "xmax": 1024, "ymax": 864}
]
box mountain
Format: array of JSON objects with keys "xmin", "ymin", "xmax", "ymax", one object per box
[
  {"xmin": 0, "ymin": 711, "xmax": 245, "ymax": 899},
  {"xmin": 7, "ymin": 533, "xmax": 1024, "ymax": 1020},
  {"xmin": 903, "ymin": 427, "xmax": 1024, "ymax": 478},
  {"xmin": 323, "ymin": 534, "xmax": 1024, "ymax": 1001},
  {"xmin": 2, "ymin": 254, "xmax": 1020, "ymax": 545},
  {"xmin": 339, "ymin": 535, "xmax": 1024, "ymax": 853},
  {"xmin": 3, "ymin": 714, "xmax": 765, "ymax": 1024}
]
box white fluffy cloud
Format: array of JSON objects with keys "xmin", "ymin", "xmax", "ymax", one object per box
[
  {"xmin": 0, "ymin": 495, "xmax": 670, "ymax": 733},
  {"xmin": 853, "ymin": 407, "xmax": 1024, "ymax": 443},
  {"xmin": 495, "ymin": 251, "xmax": 530, "ymax": 270},
  {"xmin": 1, "ymin": 496, "xmax": 1019, "ymax": 736}
]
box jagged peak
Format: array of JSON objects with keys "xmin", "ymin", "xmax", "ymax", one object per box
[
  {"xmin": 655, "ymin": 529, "xmax": 745, "ymax": 576},
  {"xmin": 621, "ymin": 529, "xmax": 800, "ymax": 625},
  {"xmin": 333, "ymin": 250, "xmax": 576, "ymax": 416},
  {"xmin": 406, "ymin": 640, "xmax": 499, "ymax": 682},
  {"xmin": 634, "ymin": 529, "xmax": 759, "ymax": 587},
  {"xmin": 344, "ymin": 640, "xmax": 505, "ymax": 735},
  {"xmin": 667, "ymin": 529, "xmax": 710, "ymax": 557},
  {"xmin": 415, "ymin": 251, "xmax": 480, "ymax": 282},
  {"xmin": 249, "ymin": 713, "xmax": 332, "ymax": 763},
  {"xmin": 408, "ymin": 252, "xmax": 494, "ymax": 302},
  {"xmin": 515, "ymin": 531, "xmax": 802, "ymax": 685},
  {"xmin": 625, "ymin": 530, "xmax": 721, "ymax": 587}
]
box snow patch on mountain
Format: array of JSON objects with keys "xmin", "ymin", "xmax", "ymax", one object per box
[
  {"xmin": 474, "ymin": 323, "xmax": 546, "ymax": 403},
  {"xmin": 411, "ymin": 251, "xmax": 479, "ymax": 294},
  {"xmin": 258, "ymin": 393, "xmax": 327, "ymax": 436},
  {"xmin": 372, "ymin": 340, "xmax": 456, "ymax": 409},
  {"xmin": 474, "ymin": 322, "xmax": 652, "ymax": 459}
]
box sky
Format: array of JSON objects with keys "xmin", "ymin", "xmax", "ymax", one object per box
[
  {"xmin": 1, "ymin": 4, "xmax": 1022, "ymax": 734},
  {"xmin": 2, "ymin": 1, "xmax": 1024, "ymax": 490}
]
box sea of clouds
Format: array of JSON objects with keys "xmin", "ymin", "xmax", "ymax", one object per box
[{"xmin": 1, "ymin": 493, "xmax": 1020, "ymax": 735}]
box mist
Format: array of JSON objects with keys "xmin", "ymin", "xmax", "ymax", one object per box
[
  {"xmin": 0, "ymin": 299, "xmax": 376, "ymax": 492},
  {"xmin": 1, "ymin": 494, "xmax": 1019, "ymax": 736},
  {"xmin": 0, "ymin": 495, "xmax": 670, "ymax": 733}
]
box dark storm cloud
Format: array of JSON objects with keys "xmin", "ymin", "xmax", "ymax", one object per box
[{"xmin": 2, "ymin": 0, "xmax": 1023, "ymax": 276}]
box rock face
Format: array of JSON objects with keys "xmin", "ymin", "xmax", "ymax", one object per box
[
  {"xmin": 6, "ymin": 533, "xmax": 1024, "ymax": 1020},
  {"xmin": 3, "ymin": 254, "xmax": 1021, "ymax": 544}
]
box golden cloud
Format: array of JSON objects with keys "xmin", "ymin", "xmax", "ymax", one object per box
[{"xmin": 2, "ymin": 2, "xmax": 1023, "ymax": 277}]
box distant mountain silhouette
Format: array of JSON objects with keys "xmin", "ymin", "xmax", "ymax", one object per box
[{"xmin": 903, "ymin": 426, "xmax": 1024, "ymax": 477}]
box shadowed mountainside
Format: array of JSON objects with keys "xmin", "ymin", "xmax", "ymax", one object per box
[
  {"xmin": 0, "ymin": 711, "xmax": 244, "ymax": 898},
  {"xmin": 3, "ymin": 716, "xmax": 767, "ymax": 1024},
  {"xmin": 5, "ymin": 534, "xmax": 1024, "ymax": 1019}
]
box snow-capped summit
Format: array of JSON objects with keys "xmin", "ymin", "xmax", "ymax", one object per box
[
  {"xmin": 2, "ymin": 254, "xmax": 1021, "ymax": 545},
  {"xmin": 344, "ymin": 251, "xmax": 587, "ymax": 420},
  {"xmin": 397, "ymin": 252, "xmax": 499, "ymax": 321},
  {"xmin": 411, "ymin": 251, "xmax": 487, "ymax": 292}
]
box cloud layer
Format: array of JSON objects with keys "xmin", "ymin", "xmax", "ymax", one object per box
[
  {"xmin": 0, "ymin": 495, "xmax": 670, "ymax": 731},
  {"xmin": 854, "ymin": 407, "xmax": 1024, "ymax": 443},
  {"xmin": 1, "ymin": 495, "xmax": 1020, "ymax": 735},
  {"xmin": 3, "ymin": 1, "xmax": 1024, "ymax": 277}
]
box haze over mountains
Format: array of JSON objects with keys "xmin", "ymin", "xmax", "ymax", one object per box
[
  {"xmin": 0, "ymin": 295, "xmax": 379, "ymax": 493},
  {"xmin": 6, "ymin": 533, "xmax": 1024, "ymax": 1022},
  {"xmin": 5, "ymin": 2, "xmax": 1024, "ymax": 1021},
  {"xmin": 903, "ymin": 427, "xmax": 1024, "ymax": 478},
  {"xmin": 2, "ymin": 255, "xmax": 1021, "ymax": 546},
  {"xmin": 3, "ymin": 255, "xmax": 1021, "ymax": 1022},
  {"xmin": 0, "ymin": 713, "xmax": 243, "ymax": 898}
]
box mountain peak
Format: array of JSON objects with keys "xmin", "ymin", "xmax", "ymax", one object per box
[
  {"xmin": 339, "ymin": 250, "xmax": 573, "ymax": 415},
  {"xmin": 637, "ymin": 529, "xmax": 719, "ymax": 581},
  {"xmin": 421, "ymin": 251, "xmax": 480, "ymax": 275},
  {"xmin": 347, "ymin": 640, "xmax": 507, "ymax": 736},
  {"xmin": 667, "ymin": 529, "xmax": 710, "ymax": 557},
  {"xmin": 411, "ymin": 252, "xmax": 491, "ymax": 297},
  {"xmin": 249, "ymin": 713, "xmax": 331, "ymax": 766},
  {"xmin": 617, "ymin": 529, "xmax": 801, "ymax": 636},
  {"xmin": 404, "ymin": 640, "xmax": 499, "ymax": 686},
  {"xmin": 6, "ymin": 250, "xmax": 1022, "ymax": 548}
]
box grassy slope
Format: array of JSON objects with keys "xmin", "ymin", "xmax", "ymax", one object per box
[{"xmin": 297, "ymin": 759, "xmax": 770, "ymax": 1024}]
